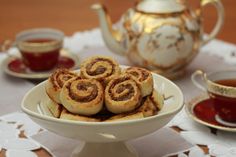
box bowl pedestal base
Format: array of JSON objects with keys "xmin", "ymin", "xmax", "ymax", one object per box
[{"xmin": 71, "ymin": 142, "xmax": 138, "ymax": 157}]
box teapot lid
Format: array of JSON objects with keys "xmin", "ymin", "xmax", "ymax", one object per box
[{"xmin": 136, "ymin": 0, "xmax": 186, "ymax": 14}]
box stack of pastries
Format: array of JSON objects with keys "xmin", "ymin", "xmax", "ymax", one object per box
[{"xmin": 45, "ymin": 56, "xmax": 164, "ymax": 122}]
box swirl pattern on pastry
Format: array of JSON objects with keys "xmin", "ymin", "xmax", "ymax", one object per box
[
  {"xmin": 46, "ymin": 69, "xmax": 78, "ymax": 104},
  {"xmin": 80, "ymin": 56, "xmax": 121, "ymax": 84},
  {"xmin": 125, "ymin": 67, "xmax": 153, "ymax": 97},
  {"xmin": 60, "ymin": 77, "xmax": 104, "ymax": 116},
  {"xmin": 105, "ymin": 75, "xmax": 142, "ymax": 114}
]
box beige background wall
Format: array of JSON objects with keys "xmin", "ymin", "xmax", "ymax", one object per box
[{"xmin": 0, "ymin": 0, "xmax": 235, "ymax": 43}]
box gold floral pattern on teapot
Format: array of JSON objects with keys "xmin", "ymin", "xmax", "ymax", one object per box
[{"xmin": 92, "ymin": 0, "xmax": 224, "ymax": 79}]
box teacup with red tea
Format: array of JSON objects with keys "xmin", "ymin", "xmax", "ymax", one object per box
[
  {"xmin": 192, "ymin": 70, "xmax": 236, "ymax": 126},
  {"xmin": 16, "ymin": 28, "xmax": 64, "ymax": 71}
]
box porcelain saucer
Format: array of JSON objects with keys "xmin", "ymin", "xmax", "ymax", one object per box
[
  {"xmin": 2, "ymin": 49, "xmax": 80, "ymax": 80},
  {"xmin": 185, "ymin": 94, "xmax": 236, "ymax": 132}
]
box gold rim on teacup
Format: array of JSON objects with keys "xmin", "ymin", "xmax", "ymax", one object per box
[
  {"xmin": 16, "ymin": 28, "xmax": 64, "ymax": 53},
  {"xmin": 191, "ymin": 70, "xmax": 236, "ymax": 98},
  {"xmin": 13, "ymin": 28, "xmax": 64, "ymax": 71}
]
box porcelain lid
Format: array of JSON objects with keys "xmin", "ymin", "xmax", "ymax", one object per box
[{"xmin": 136, "ymin": 0, "xmax": 186, "ymax": 14}]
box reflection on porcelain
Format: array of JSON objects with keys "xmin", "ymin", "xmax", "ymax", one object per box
[{"xmin": 92, "ymin": 0, "xmax": 224, "ymax": 78}]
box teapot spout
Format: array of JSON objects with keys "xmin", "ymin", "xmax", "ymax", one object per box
[{"xmin": 91, "ymin": 4, "xmax": 126, "ymax": 55}]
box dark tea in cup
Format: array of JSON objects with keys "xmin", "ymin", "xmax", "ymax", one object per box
[
  {"xmin": 192, "ymin": 70, "xmax": 236, "ymax": 125},
  {"xmin": 16, "ymin": 28, "xmax": 64, "ymax": 71},
  {"xmin": 210, "ymin": 79, "xmax": 236, "ymax": 123}
]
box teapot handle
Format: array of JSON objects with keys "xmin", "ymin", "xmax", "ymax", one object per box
[{"xmin": 201, "ymin": 0, "xmax": 224, "ymax": 46}]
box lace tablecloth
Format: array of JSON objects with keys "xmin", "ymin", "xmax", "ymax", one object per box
[{"xmin": 0, "ymin": 28, "xmax": 236, "ymax": 157}]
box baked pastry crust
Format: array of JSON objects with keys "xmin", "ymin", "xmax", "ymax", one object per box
[
  {"xmin": 44, "ymin": 56, "xmax": 165, "ymax": 122},
  {"xmin": 80, "ymin": 56, "xmax": 121, "ymax": 85},
  {"xmin": 60, "ymin": 77, "xmax": 104, "ymax": 116},
  {"xmin": 125, "ymin": 67, "xmax": 153, "ymax": 97},
  {"xmin": 46, "ymin": 99, "xmax": 62, "ymax": 118},
  {"xmin": 106, "ymin": 90, "xmax": 164, "ymax": 121},
  {"xmin": 45, "ymin": 69, "xmax": 78, "ymax": 104},
  {"xmin": 60, "ymin": 108, "xmax": 100, "ymax": 122},
  {"xmin": 139, "ymin": 90, "xmax": 164, "ymax": 117},
  {"xmin": 105, "ymin": 75, "xmax": 142, "ymax": 114}
]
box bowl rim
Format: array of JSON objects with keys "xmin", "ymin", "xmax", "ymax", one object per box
[{"xmin": 21, "ymin": 66, "xmax": 184, "ymax": 126}]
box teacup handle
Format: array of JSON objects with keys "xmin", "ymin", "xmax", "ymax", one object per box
[
  {"xmin": 0, "ymin": 39, "xmax": 14, "ymax": 52},
  {"xmin": 191, "ymin": 70, "xmax": 207, "ymax": 91},
  {"xmin": 201, "ymin": 0, "xmax": 224, "ymax": 46}
]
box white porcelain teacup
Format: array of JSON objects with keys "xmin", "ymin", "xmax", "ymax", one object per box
[
  {"xmin": 192, "ymin": 70, "xmax": 236, "ymax": 125},
  {"xmin": 16, "ymin": 28, "xmax": 64, "ymax": 71}
]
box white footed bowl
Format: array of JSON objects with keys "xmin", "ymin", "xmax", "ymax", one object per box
[{"xmin": 21, "ymin": 67, "xmax": 184, "ymax": 157}]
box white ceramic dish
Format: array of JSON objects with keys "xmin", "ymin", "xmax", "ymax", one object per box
[
  {"xmin": 2, "ymin": 49, "xmax": 80, "ymax": 80},
  {"xmin": 21, "ymin": 67, "xmax": 184, "ymax": 157}
]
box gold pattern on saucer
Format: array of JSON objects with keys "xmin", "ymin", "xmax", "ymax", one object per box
[
  {"xmin": 185, "ymin": 94, "xmax": 236, "ymax": 132},
  {"xmin": 2, "ymin": 49, "xmax": 80, "ymax": 80}
]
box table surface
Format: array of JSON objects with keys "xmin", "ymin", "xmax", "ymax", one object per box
[
  {"xmin": 1, "ymin": 37, "xmax": 235, "ymax": 157},
  {"xmin": 0, "ymin": 0, "xmax": 236, "ymax": 43}
]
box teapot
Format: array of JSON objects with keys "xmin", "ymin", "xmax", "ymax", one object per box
[{"xmin": 92, "ymin": 0, "xmax": 224, "ymax": 78}]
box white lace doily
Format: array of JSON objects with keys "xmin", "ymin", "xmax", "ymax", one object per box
[
  {"xmin": 1, "ymin": 28, "xmax": 236, "ymax": 157},
  {"xmin": 64, "ymin": 28, "xmax": 236, "ymax": 157},
  {"xmin": 0, "ymin": 112, "xmax": 49, "ymax": 157}
]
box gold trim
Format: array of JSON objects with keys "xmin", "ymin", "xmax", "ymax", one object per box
[
  {"xmin": 17, "ymin": 40, "xmax": 63, "ymax": 53},
  {"xmin": 102, "ymin": 4, "xmax": 123, "ymax": 42},
  {"xmin": 207, "ymin": 80, "xmax": 236, "ymax": 98},
  {"xmin": 185, "ymin": 94, "xmax": 236, "ymax": 132},
  {"xmin": 2, "ymin": 49, "xmax": 80, "ymax": 79},
  {"xmin": 134, "ymin": 8, "xmax": 187, "ymax": 16},
  {"xmin": 203, "ymin": 70, "xmax": 236, "ymax": 98},
  {"xmin": 108, "ymin": 6, "xmax": 201, "ymax": 78}
]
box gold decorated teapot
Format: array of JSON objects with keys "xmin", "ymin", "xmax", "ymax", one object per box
[{"xmin": 92, "ymin": 0, "xmax": 224, "ymax": 78}]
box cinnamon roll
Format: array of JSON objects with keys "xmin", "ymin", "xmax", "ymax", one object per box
[
  {"xmin": 60, "ymin": 108, "xmax": 100, "ymax": 122},
  {"xmin": 46, "ymin": 69, "xmax": 78, "ymax": 104},
  {"xmin": 80, "ymin": 56, "xmax": 121, "ymax": 85},
  {"xmin": 60, "ymin": 77, "xmax": 104, "ymax": 116},
  {"xmin": 46, "ymin": 99, "xmax": 62, "ymax": 118},
  {"xmin": 139, "ymin": 90, "xmax": 164, "ymax": 117},
  {"xmin": 105, "ymin": 75, "xmax": 142, "ymax": 114},
  {"xmin": 125, "ymin": 67, "xmax": 153, "ymax": 97}
]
